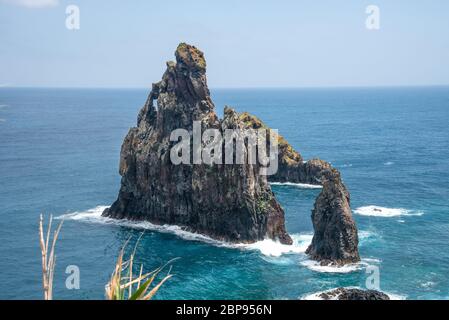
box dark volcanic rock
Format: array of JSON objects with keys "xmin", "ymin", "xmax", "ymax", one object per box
[
  {"xmin": 271, "ymin": 151, "xmax": 332, "ymax": 185},
  {"xmin": 232, "ymin": 111, "xmax": 332, "ymax": 186},
  {"xmin": 230, "ymin": 111, "xmax": 360, "ymax": 265},
  {"xmin": 103, "ymin": 43, "xmax": 292, "ymax": 245},
  {"xmin": 104, "ymin": 42, "xmax": 361, "ymax": 264},
  {"xmin": 318, "ymin": 288, "xmax": 390, "ymax": 300},
  {"xmin": 306, "ymin": 169, "xmax": 360, "ymax": 265}
]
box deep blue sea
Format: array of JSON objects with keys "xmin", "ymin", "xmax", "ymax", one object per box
[{"xmin": 0, "ymin": 87, "xmax": 448, "ymax": 300}]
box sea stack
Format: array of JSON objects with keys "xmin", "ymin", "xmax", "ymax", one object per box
[
  {"xmin": 103, "ymin": 43, "xmax": 292, "ymax": 244},
  {"xmin": 104, "ymin": 42, "xmax": 361, "ymax": 265},
  {"xmin": 306, "ymin": 169, "xmax": 360, "ymax": 265},
  {"xmin": 223, "ymin": 111, "xmax": 360, "ymax": 264}
]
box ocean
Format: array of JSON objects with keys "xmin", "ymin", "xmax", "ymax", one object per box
[{"xmin": 0, "ymin": 87, "xmax": 448, "ymax": 300}]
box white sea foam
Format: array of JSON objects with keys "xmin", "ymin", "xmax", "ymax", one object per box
[
  {"xmin": 58, "ymin": 206, "xmax": 313, "ymax": 257},
  {"xmin": 354, "ymin": 205, "xmax": 424, "ymax": 218},
  {"xmin": 358, "ymin": 230, "xmax": 375, "ymax": 239},
  {"xmin": 59, "ymin": 205, "xmax": 109, "ymax": 221},
  {"xmin": 301, "ymin": 286, "xmax": 406, "ymax": 300},
  {"xmin": 249, "ymin": 229, "xmax": 374, "ymax": 259},
  {"xmin": 300, "ymin": 260, "xmax": 364, "ymax": 273},
  {"xmin": 270, "ymin": 182, "xmax": 322, "ymax": 189},
  {"xmin": 59, "ymin": 206, "xmax": 378, "ymax": 262},
  {"xmin": 301, "ymin": 290, "xmax": 335, "ymax": 300},
  {"xmin": 387, "ymin": 292, "xmax": 407, "ymax": 300},
  {"xmin": 362, "ymin": 257, "xmax": 382, "ymax": 264},
  {"xmin": 384, "ymin": 161, "xmax": 394, "ymax": 166},
  {"xmin": 301, "ymin": 287, "xmax": 362, "ymax": 300},
  {"xmin": 58, "ymin": 206, "xmax": 227, "ymax": 245},
  {"xmin": 297, "ymin": 230, "xmax": 378, "ymax": 273},
  {"xmin": 420, "ymin": 281, "xmax": 436, "ymax": 288},
  {"xmin": 242, "ymin": 233, "xmax": 313, "ymax": 257}
]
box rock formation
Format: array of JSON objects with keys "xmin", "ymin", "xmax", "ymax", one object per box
[
  {"xmin": 306, "ymin": 169, "xmax": 360, "ymax": 265},
  {"xmin": 231, "ymin": 111, "xmax": 360, "ymax": 265},
  {"xmin": 231, "ymin": 111, "xmax": 333, "ymax": 185},
  {"xmin": 103, "ymin": 43, "xmax": 292, "ymax": 245},
  {"xmin": 104, "ymin": 42, "xmax": 360, "ymax": 266},
  {"xmin": 317, "ymin": 288, "xmax": 390, "ymax": 300}
]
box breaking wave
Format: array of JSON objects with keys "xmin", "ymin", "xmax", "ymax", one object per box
[
  {"xmin": 243, "ymin": 234, "xmax": 313, "ymax": 257},
  {"xmin": 58, "ymin": 206, "xmax": 311, "ymax": 257},
  {"xmin": 300, "ymin": 261, "xmax": 363, "ymax": 273},
  {"xmin": 58, "ymin": 205, "xmax": 231, "ymax": 246},
  {"xmin": 300, "ymin": 256, "xmax": 380, "ymax": 274},
  {"xmin": 270, "ymin": 182, "xmax": 322, "ymax": 189},
  {"xmin": 354, "ymin": 205, "xmax": 424, "ymax": 217},
  {"xmin": 58, "ymin": 206, "xmax": 379, "ymax": 263}
]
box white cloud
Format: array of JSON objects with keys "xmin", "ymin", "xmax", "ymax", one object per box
[{"xmin": 2, "ymin": 0, "xmax": 59, "ymax": 8}]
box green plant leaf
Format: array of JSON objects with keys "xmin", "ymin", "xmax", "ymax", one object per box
[{"xmin": 129, "ymin": 275, "xmax": 155, "ymax": 300}]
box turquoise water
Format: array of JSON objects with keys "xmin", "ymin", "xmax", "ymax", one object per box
[{"xmin": 0, "ymin": 87, "xmax": 448, "ymax": 300}]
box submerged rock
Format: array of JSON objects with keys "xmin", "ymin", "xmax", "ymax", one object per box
[
  {"xmin": 317, "ymin": 287, "xmax": 390, "ymax": 300},
  {"xmin": 306, "ymin": 169, "xmax": 360, "ymax": 265},
  {"xmin": 103, "ymin": 43, "xmax": 292, "ymax": 244}
]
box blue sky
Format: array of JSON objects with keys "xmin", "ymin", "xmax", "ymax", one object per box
[{"xmin": 1, "ymin": 0, "xmax": 449, "ymax": 88}]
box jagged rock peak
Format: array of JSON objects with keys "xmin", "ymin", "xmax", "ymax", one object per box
[
  {"xmin": 104, "ymin": 43, "xmax": 360, "ymax": 263},
  {"xmin": 138, "ymin": 43, "xmax": 216, "ymax": 133},
  {"xmin": 175, "ymin": 43, "xmax": 207, "ymax": 72},
  {"xmin": 103, "ymin": 43, "xmax": 292, "ymax": 245},
  {"xmin": 306, "ymin": 168, "xmax": 360, "ymax": 265}
]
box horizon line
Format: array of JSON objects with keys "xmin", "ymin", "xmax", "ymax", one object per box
[{"xmin": 1, "ymin": 84, "xmax": 449, "ymax": 90}]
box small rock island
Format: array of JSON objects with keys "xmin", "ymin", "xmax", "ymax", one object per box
[
  {"xmin": 316, "ymin": 288, "xmax": 390, "ymax": 300},
  {"xmin": 103, "ymin": 43, "xmax": 360, "ymax": 266}
]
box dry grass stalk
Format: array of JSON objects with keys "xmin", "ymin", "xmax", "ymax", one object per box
[
  {"xmin": 105, "ymin": 236, "xmax": 176, "ymax": 300},
  {"xmin": 38, "ymin": 214, "xmax": 63, "ymax": 300}
]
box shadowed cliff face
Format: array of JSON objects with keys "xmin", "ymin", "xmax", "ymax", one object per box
[
  {"xmin": 104, "ymin": 43, "xmax": 360, "ymax": 264},
  {"xmin": 103, "ymin": 43, "xmax": 292, "ymax": 244},
  {"xmin": 306, "ymin": 169, "xmax": 360, "ymax": 265},
  {"xmin": 230, "ymin": 112, "xmax": 360, "ymax": 265}
]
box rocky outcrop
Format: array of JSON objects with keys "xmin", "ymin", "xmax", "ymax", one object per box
[
  {"xmin": 233, "ymin": 111, "xmax": 360, "ymax": 265},
  {"xmin": 274, "ymin": 158, "xmax": 332, "ymax": 185},
  {"xmin": 271, "ymin": 148, "xmax": 332, "ymax": 185},
  {"xmin": 317, "ymin": 288, "xmax": 390, "ymax": 300},
  {"xmin": 305, "ymin": 169, "xmax": 360, "ymax": 265},
  {"xmin": 233, "ymin": 111, "xmax": 332, "ymax": 185},
  {"xmin": 104, "ymin": 42, "xmax": 360, "ymax": 266},
  {"xmin": 103, "ymin": 43, "xmax": 292, "ymax": 245}
]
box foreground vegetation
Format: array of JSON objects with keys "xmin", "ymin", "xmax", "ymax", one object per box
[{"xmin": 38, "ymin": 215, "xmax": 174, "ymax": 300}]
